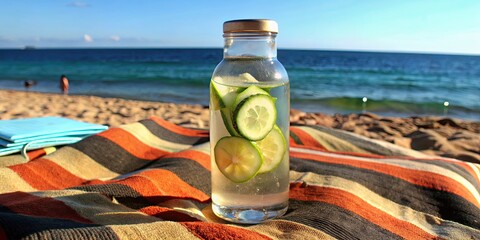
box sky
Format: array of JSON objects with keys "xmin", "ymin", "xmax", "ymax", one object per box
[{"xmin": 0, "ymin": 0, "xmax": 479, "ymax": 55}]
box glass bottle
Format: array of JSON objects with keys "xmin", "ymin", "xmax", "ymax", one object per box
[{"xmin": 209, "ymin": 19, "xmax": 290, "ymax": 224}]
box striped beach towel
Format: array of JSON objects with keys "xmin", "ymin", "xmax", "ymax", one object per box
[{"xmin": 0, "ymin": 116, "xmax": 478, "ymax": 239}]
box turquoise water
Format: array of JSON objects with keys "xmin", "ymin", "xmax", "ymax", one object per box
[{"xmin": 0, "ymin": 48, "xmax": 479, "ymax": 120}]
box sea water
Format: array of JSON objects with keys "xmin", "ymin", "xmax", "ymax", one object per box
[{"xmin": 1, "ymin": 49, "xmax": 479, "ymax": 120}]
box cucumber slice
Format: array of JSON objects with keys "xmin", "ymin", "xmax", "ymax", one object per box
[
  {"xmin": 211, "ymin": 77, "xmax": 241, "ymax": 136},
  {"xmin": 233, "ymin": 94, "xmax": 276, "ymax": 141},
  {"xmin": 239, "ymin": 73, "xmax": 259, "ymax": 83},
  {"xmin": 214, "ymin": 137, "xmax": 263, "ymax": 183},
  {"xmin": 210, "ymin": 77, "xmax": 239, "ymax": 110},
  {"xmin": 210, "ymin": 82, "xmax": 222, "ymax": 110},
  {"xmin": 220, "ymin": 108, "xmax": 240, "ymax": 136},
  {"xmin": 232, "ymin": 85, "xmax": 269, "ymax": 111},
  {"xmin": 256, "ymin": 125, "xmax": 287, "ymax": 173}
]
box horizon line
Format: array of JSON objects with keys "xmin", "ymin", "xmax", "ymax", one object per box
[{"xmin": 0, "ymin": 46, "xmax": 479, "ymax": 57}]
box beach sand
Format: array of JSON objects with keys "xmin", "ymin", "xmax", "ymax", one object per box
[{"xmin": 1, "ymin": 89, "xmax": 479, "ymax": 163}]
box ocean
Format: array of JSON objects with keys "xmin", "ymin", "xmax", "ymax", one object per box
[{"xmin": 0, "ymin": 48, "xmax": 479, "ymax": 120}]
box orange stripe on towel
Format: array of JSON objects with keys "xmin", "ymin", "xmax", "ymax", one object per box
[
  {"xmin": 291, "ymin": 151, "xmax": 480, "ymax": 208},
  {"xmin": 0, "ymin": 191, "xmax": 92, "ymax": 224},
  {"xmin": 115, "ymin": 169, "xmax": 209, "ymax": 202},
  {"xmin": 9, "ymin": 159, "xmax": 85, "ymax": 190},
  {"xmin": 163, "ymin": 150, "xmax": 211, "ymax": 171},
  {"xmin": 181, "ymin": 222, "xmax": 271, "ymax": 240},
  {"xmin": 416, "ymin": 157, "xmax": 480, "ymax": 185},
  {"xmin": 150, "ymin": 116, "xmax": 209, "ymax": 138},
  {"xmin": 25, "ymin": 148, "xmax": 46, "ymax": 161},
  {"xmin": 445, "ymin": 161, "xmax": 480, "ymax": 185},
  {"xmin": 290, "ymin": 127, "xmax": 326, "ymax": 150},
  {"xmin": 25, "ymin": 147, "xmax": 56, "ymax": 161},
  {"xmin": 290, "ymin": 184, "xmax": 438, "ymax": 240},
  {"xmin": 98, "ymin": 128, "xmax": 169, "ymax": 160}
]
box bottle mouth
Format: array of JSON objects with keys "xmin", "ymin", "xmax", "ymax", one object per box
[{"xmin": 223, "ymin": 19, "xmax": 278, "ymax": 34}]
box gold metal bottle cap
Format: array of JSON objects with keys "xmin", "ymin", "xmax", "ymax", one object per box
[{"xmin": 223, "ymin": 19, "xmax": 278, "ymax": 33}]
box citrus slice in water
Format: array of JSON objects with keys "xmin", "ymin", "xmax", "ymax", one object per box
[
  {"xmin": 256, "ymin": 125, "xmax": 287, "ymax": 173},
  {"xmin": 233, "ymin": 94, "xmax": 276, "ymax": 141},
  {"xmin": 214, "ymin": 137, "xmax": 263, "ymax": 183}
]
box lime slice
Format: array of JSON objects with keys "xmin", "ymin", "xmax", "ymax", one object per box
[
  {"xmin": 214, "ymin": 137, "xmax": 263, "ymax": 183},
  {"xmin": 256, "ymin": 125, "xmax": 287, "ymax": 173},
  {"xmin": 233, "ymin": 94, "xmax": 276, "ymax": 141}
]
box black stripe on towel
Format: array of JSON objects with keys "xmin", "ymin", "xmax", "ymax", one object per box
[
  {"xmin": 71, "ymin": 135, "xmax": 153, "ymax": 174},
  {"xmin": 140, "ymin": 119, "xmax": 209, "ymax": 145},
  {"xmin": 289, "ymin": 130, "xmax": 304, "ymax": 146},
  {"xmin": 146, "ymin": 157, "xmax": 211, "ymax": 195},
  {"xmin": 0, "ymin": 206, "xmax": 117, "ymax": 240},
  {"xmin": 290, "ymin": 157, "xmax": 480, "ymax": 229},
  {"xmin": 282, "ymin": 199, "xmax": 402, "ymax": 240}
]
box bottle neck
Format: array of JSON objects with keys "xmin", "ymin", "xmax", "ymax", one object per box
[{"xmin": 223, "ymin": 32, "xmax": 277, "ymax": 59}]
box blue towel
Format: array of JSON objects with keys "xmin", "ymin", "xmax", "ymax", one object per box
[{"xmin": 0, "ymin": 117, "xmax": 108, "ymax": 156}]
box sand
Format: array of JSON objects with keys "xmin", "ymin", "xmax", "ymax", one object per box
[{"xmin": 1, "ymin": 89, "xmax": 479, "ymax": 163}]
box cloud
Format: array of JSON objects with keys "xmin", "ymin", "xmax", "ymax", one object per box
[
  {"xmin": 83, "ymin": 34, "xmax": 93, "ymax": 42},
  {"xmin": 110, "ymin": 35, "xmax": 121, "ymax": 42},
  {"xmin": 67, "ymin": 1, "xmax": 90, "ymax": 8}
]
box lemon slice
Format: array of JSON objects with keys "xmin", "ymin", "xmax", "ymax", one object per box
[
  {"xmin": 256, "ymin": 125, "xmax": 287, "ymax": 173},
  {"xmin": 233, "ymin": 94, "xmax": 276, "ymax": 141},
  {"xmin": 214, "ymin": 137, "xmax": 263, "ymax": 183}
]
